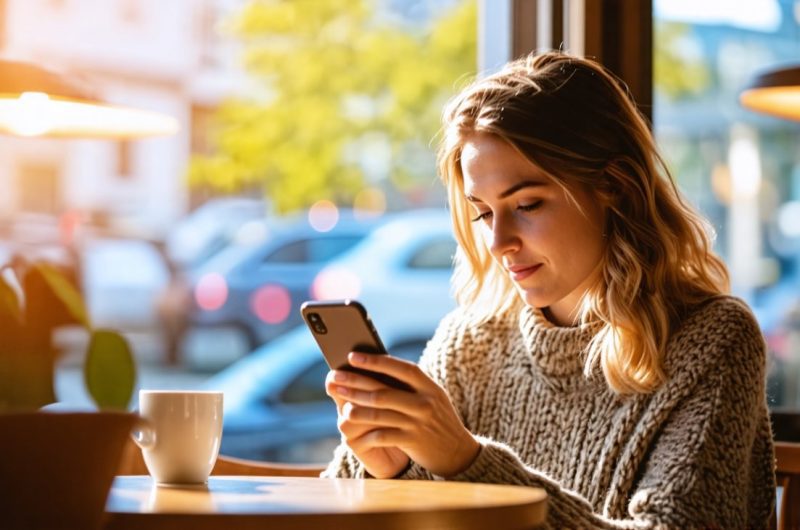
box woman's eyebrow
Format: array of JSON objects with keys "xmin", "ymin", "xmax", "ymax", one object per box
[{"xmin": 466, "ymin": 180, "xmax": 547, "ymax": 203}]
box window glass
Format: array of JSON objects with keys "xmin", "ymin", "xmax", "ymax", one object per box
[
  {"xmin": 262, "ymin": 236, "xmax": 363, "ymax": 265},
  {"xmin": 653, "ymin": 0, "xmax": 800, "ymax": 409},
  {"xmin": 42, "ymin": 0, "xmax": 475, "ymax": 464},
  {"xmin": 281, "ymin": 361, "xmax": 330, "ymax": 405},
  {"xmin": 262, "ymin": 240, "xmax": 309, "ymax": 264},
  {"xmin": 307, "ymin": 236, "xmax": 363, "ymax": 263}
]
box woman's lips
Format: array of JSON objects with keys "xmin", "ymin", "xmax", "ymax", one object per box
[{"xmin": 508, "ymin": 264, "xmax": 542, "ymax": 282}]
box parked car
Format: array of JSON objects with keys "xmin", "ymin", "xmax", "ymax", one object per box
[
  {"xmin": 310, "ymin": 208, "xmax": 456, "ymax": 335},
  {"xmin": 205, "ymin": 325, "xmax": 428, "ymax": 462},
  {"xmin": 179, "ymin": 212, "xmax": 382, "ymax": 368},
  {"xmin": 81, "ymin": 237, "xmax": 170, "ymax": 331},
  {"xmin": 164, "ymin": 197, "xmax": 267, "ymax": 271},
  {"xmin": 203, "ymin": 208, "xmax": 457, "ymax": 461}
]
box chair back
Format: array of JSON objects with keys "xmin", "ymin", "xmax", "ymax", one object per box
[
  {"xmin": 774, "ymin": 441, "xmax": 800, "ymax": 530},
  {"xmin": 118, "ymin": 437, "xmax": 325, "ymax": 477}
]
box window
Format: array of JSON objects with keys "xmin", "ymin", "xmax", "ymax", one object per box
[
  {"xmin": 308, "ymin": 236, "xmax": 362, "ymax": 262},
  {"xmin": 262, "ymin": 236, "xmax": 363, "ymax": 265},
  {"xmin": 17, "ymin": 162, "xmax": 60, "ymax": 214},
  {"xmin": 263, "ymin": 239, "xmax": 307, "ymax": 264},
  {"xmin": 653, "ymin": 0, "xmax": 800, "ymax": 409},
  {"xmin": 281, "ymin": 361, "xmax": 330, "ymax": 405}
]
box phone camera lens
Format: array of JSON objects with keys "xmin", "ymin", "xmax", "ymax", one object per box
[{"xmin": 308, "ymin": 313, "xmax": 327, "ymax": 334}]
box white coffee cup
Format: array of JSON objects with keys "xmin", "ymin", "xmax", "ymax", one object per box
[{"xmin": 132, "ymin": 390, "xmax": 223, "ymax": 485}]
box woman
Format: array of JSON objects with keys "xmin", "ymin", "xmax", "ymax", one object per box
[{"xmin": 322, "ymin": 51, "xmax": 776, "ymax": 528}]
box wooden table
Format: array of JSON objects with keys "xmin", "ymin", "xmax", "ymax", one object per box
[{"xmin": 104, "ymin": 476, "xmax": 547, "ymax": 530}]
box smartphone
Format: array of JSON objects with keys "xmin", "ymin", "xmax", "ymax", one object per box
[{"xmin": 300, "ymin": 299, "xmax": 413, "ymax": 392}]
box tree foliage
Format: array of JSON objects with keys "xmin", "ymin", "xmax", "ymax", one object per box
[
  {"xmin": 189, "ymin": 0, "xmax": 477, "ymax": 213},
  {"xmin": 654, "ymin": 21, "xmax": 711, "ymax": 101}
]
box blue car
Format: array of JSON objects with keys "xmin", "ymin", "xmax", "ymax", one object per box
[{"xmin": 181, "ymin": 212, "xmax": 383, "ymax": 367}]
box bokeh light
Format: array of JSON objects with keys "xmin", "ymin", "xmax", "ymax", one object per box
[
  {"xmin": 250, "ymin": 284, "xmax": 292, "ymax": 324},
  {"xmin": 308, "ymin": 200, "xmax": 339, "ymax": 232},
  {"xmin": 311, "ymin": 267, "xmax": 362, "ymax": 300},
  {"xmin": 353, "ymin": 188, "xmax": 386, "ymax": 220},
  {"xmin": 59, "ymin": 209, "xmax": 83, "ymax": 246},
  {"xmin": 5, "ymin": 93, "xmax": 54, "ymax": 136},
  {"xmin": 728, "ymin": 133, "xmax": 762, "ymax": 199},
  {"xmin": 710, "ymin": 163, "xmax": 732, "ymax": 205},
  {"xmin": 195, "ymin": 273, "xmax": 228, "ymax": 311},
  {"xmin": 234, "ymin": 220, "xmax": 270, "ymax": 246}
]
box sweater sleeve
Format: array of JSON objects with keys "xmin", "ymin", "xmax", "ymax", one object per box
[
  {"xmin": 441, "ymin": 302, "xmax": 775, "ymax": 529},
  {"xmin": 320, "ymin": 309, "xmax": 468, "ymax": 480}
]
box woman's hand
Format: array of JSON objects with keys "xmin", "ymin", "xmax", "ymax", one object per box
[
  {"xmin": 325, "ymin": 367, "xmax": 411, "ymax": 479},
  {"xmin": 325, "ymin": 352, "xmax": 480, "ymax": 479}
]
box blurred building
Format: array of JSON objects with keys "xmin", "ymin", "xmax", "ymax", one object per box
[{"xmin": 0, "ymin": 0, "xmax": 246, "ymax": 239}]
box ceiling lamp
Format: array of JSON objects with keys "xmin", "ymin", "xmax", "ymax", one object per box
[
  {"xmin": 740, "ymin": 64, "xmax": 800, "ymax": 121},
  {"xmin": 0, "ymin": 59, "xmax": 179, "ymax": 138}
]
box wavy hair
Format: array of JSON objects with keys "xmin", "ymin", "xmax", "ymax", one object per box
[{"xmin": 438, "ymin": 51, "xmax": 729, "ymax": 394}]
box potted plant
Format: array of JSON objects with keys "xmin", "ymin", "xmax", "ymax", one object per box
[
  {"xmin": 0, "ymin": 256, "xmax": 138, "ymax": 530},
  {"xmin": 0, "ymin": 256, "xmax": 136, "ymax": 410}
]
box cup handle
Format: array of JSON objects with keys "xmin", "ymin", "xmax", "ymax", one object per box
[{"xmin": 131, "ymin": 416, "xmax": 156, "ymax": 450}]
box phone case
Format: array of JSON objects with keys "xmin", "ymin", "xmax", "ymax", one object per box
[{"xmin": 300, "ymin": 300, "xmax": 412, "ymax": 391}]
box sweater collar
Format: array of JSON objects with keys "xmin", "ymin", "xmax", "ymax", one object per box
[{"xmin": 518, "ymin": 305, "xmax": 598, "ymax": 378}]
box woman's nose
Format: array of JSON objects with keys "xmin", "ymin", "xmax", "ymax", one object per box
[{"xmin": 488, "ymin": 212, "xmax": 521, "ymax": 258}]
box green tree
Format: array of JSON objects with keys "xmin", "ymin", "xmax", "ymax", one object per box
[
  {"xmin": 189, "ymin": 0, "xmax": 476, "ymax": 213},
  {"xmin": 654, "ymin": 21, "xmax": 711, "ymax": 101}
]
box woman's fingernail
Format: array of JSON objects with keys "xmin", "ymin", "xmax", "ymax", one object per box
[
  {"xmin": 333, "ymin": 371, "xmax": 348, "ymax": 382},
  {"xmin": 349, "ymin": 352, "xmax": 366, "ymax": 364},
  {"xmin": 337, "ymin": 385, "xmax": 349, "ymax": 396}
]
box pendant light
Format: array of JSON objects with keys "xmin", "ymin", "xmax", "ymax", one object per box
[
  {"xmin": 740, "ymin": 63, "xmax": 800, "ymax": 121},
  {"xmin": 0, "ymin": 59, "xmax": 179, "ymax": 138}
]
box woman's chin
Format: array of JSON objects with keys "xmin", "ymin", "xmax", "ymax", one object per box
[{"xmin": 516, "ymin": 286, "xmax": 553, "ymax": 309}]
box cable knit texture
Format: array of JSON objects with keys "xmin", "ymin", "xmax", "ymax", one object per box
[{"xmin": 322, "ymin": 296, "xmax": 776, "ymax": 528}]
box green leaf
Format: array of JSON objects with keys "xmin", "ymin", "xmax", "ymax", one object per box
[
  {"xmin": 0, "ymin": 273, "xmax": 22, "ymax": 323},
  {"xmin": 84, "ymin": 330, "xmax": 136, "ymax": 410},
  {"xmin": 31, "ymin": 262, "xmax": 90, "ymax": 328}
]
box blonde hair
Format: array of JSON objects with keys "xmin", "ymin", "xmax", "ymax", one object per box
[{"xmin": 438, "ymin": 52, "xmax": 729, "ymax": 394}]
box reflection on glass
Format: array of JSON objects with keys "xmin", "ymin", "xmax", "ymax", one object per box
[{"xmin": 654, "ymin": 0, "xmax": 800, "ymax": 408}]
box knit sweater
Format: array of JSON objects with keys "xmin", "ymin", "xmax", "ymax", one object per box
[{"xmin": 322, "ymin": 296, "xmax": 776, "ymax": 528}]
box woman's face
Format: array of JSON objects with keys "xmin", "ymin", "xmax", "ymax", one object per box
[{"xmin": 460, "ymin": 133, "xmax": 606, "ymax": 326}]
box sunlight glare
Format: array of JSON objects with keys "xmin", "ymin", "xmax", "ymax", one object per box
[{"xmin": 311, "ymin": 267, "xmax": 362, "ymax": 300}]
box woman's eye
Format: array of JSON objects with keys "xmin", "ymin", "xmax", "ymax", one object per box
[
  {"xmin": 470, "ymin": 211, "xmax": 492, "ymax": 223},
  {"xmin": 518, "ymin": 201, "xmax": 542, "ymax": 212}
]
